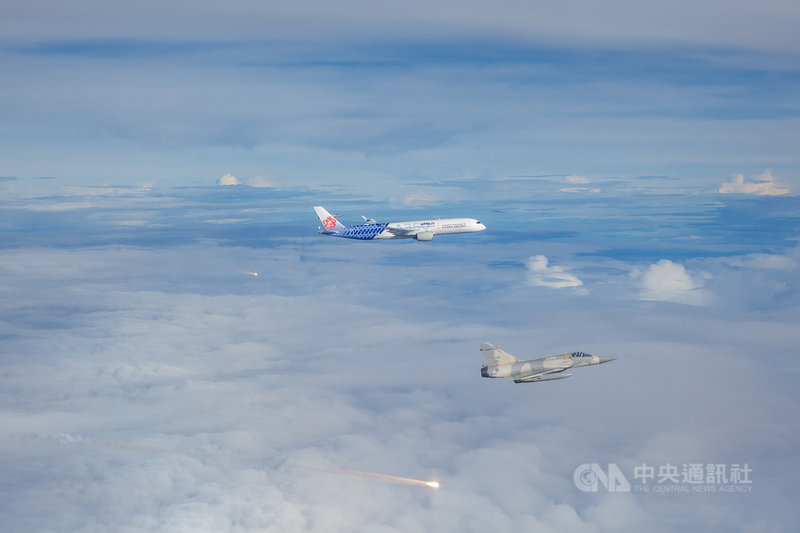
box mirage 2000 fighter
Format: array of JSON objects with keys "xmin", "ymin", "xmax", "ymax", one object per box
[{"xmin": 480, "ymin": 343, "xmax": 614, "ymax": 383}]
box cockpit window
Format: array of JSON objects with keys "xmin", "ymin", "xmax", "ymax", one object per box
[{"xmin": 571, "ymin": 352, "xmax": 590, "ymax": 357}]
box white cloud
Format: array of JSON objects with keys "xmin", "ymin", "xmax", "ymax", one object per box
[
  {"xmin": 218, "ymin": 173, "xmax": 241, "ymax": 186},
  {"xmin": 565, "ymin": 175, "xmax": 590, "ymax": 184},
  {"xmin": 703, "ymin": 248, "xmax": 800, "ymax": 310},
  {"xmin": 561, "ymin": 175, "xmax": 600, "ymax": 192},
  {"xmin": 635, "ymin": 259, "xmax": 711, "ymax": 305},
  {"xmin": 398, "ymin": 187, "xmax": 466, "ymax": 207},
  {"xmin": 727, "ymin": 253, "xmax": 796, "ymax": 271},
  {"xmin": 218, "ymin": 174, "xmax": 274, "ymax": 188},
  {"xmin": 204, "ymin": 218, "xmax": 249, "ymax": 224},
  {"xmin": 718, "ymin": 170, "xmax": 790, "ymax": 196},
  {"xmin": 560, "ymin": 187, "xmax": 601, "ymax": 193},
  {"xmin": 13, "ymin": 201, "xmax": 95, "ymax": 212},
  {"xmin": 524, "ymin": 255, "xmax": 584, "ymax": 289},
  {"xmin": 402, "ymin": 191, "xmax": 440, "ymax": 206},
  {"xmin": 246, "ymin": 176, "xmax": 275, "ymax": 188}
]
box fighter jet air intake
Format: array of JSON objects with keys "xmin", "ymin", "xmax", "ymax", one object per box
[
  {"xmin": 314, "ymin": 206, "xmax": 486, "ymax": 241},
  {"xmin": 480, "ymin": 343, "xmax": 615, "ymax": 383}
]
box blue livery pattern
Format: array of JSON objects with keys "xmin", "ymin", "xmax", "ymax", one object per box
[{"xmin": 338, "ymin": 223, "xmax": 389, "ymax": 240}]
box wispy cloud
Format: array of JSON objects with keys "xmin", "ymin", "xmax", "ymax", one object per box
[
  {"xmin": 560, "ymin": 174, "xmax": 601, "ymax": 193},
  {"xmin": 718, "ymin": 170, "xmax": 790, "ymax": 196},
  {"xmin": 217, "ymin": 174, "xmax": 275, "ymax": 188},
  {"xmin": 727, "ymin": 252, "xmax": 796, "ymax": 270},
  {"xmin": 565, "ymin": 174, "xmax": 589, "ymax": 184},
  {"xmin": 524, "ymin": 255, "xmax": 584, "ymax": 289},
  {"xmin": 4, "ymin": 2, "xmax": 800, "ymax": 53},
  {"xmin": 396, "ymin": 187, "xmax": 467, "ymax": 207},
  {"xmin": 560, "ymin": 187, "xmax": 601, "ymax": 193},
  {"xmin": 247, "ymin": 176, "xmax": 275, "ymax": 188}
]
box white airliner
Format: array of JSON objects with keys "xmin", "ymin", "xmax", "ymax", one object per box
[{"xmin": 314, "ymin": 206, "xmax": 486, "ymax": 241}]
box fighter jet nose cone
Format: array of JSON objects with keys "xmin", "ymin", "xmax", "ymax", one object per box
[{"xmin": 598, "ymin": 356, "xmax": 615, "ymax": 364}]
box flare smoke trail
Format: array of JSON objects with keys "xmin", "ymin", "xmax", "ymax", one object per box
[
  {"xmin": 301, "ymin": 465, "xmax": 440, "ymax": 489},
  {"xmin": 24, "ymin": 434, "xmax": 440, "ymax": 489}
]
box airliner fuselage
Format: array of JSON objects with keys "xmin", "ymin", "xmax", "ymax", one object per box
[{"xmin": 314, "ymin": 207, "xmax": 485, "ymax": 241}]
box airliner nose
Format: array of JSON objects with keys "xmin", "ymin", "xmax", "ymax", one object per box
[{"xmin": 475, "ymin": 221, "xmax": 486, "ymax": 231}]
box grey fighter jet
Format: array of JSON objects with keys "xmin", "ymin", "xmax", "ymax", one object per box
[{"xmin": 480, "ymin": 343, "xmax": 614, "ymax": 383}]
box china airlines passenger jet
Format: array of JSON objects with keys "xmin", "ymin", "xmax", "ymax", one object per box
[{"xmin": 314, "ymin": 206, "xmax": 486, "ymax": 241}]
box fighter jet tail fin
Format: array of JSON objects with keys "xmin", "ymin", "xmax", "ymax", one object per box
[
  {"xmin": 314, "ymin": 206, "xmax": 348, "ymax": 232},
  {"xmin": 480, "ymin": 343, "xmax": 519, "ymax": 364}
]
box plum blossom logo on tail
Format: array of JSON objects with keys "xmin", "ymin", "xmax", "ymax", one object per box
[{"xmin": 323, "ymin": 217, "xmax": 337, "ymax": 229}]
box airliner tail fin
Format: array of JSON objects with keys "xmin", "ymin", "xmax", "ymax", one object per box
[{"xmin": 314, "ymin": 206, "xmax": 348, "ymax": 232}]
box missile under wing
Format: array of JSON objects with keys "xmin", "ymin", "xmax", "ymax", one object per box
[{"xmin": 480, "ymin": 342, "xmax": 614, "ymax": 383}]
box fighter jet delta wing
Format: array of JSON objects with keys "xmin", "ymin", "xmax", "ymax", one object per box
[{"xmin": 513, "ymin": 372, "xmax": 573, "ymax": 383}]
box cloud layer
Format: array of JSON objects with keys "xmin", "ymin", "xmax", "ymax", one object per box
[
  {"xmin": 2, "ymin": 233, "xmax": 796, "ymax": 532},
  {"xmin": 4, "ymin": 1, "xmax": 800, "ymax": 53}
]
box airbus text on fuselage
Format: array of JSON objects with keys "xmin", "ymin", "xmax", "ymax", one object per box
[
  {"xmin": 314, "ymin": 206, "xmax": 486, "ymax": 241},
  {"xmin": 480, "ymin": 343, "xmax": 615, "ymax": 383}
]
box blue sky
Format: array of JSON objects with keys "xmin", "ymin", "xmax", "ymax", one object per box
[
  {"xmin": 2, "ymin": 2, "xmax": 800, "ymax": 532},
  {"xmin": 3, "ymin": 11, "xmax": 800, "ymax": 193}
]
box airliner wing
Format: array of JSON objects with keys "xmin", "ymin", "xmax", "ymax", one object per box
[{"xmin": 382, "ymin": 227, "xmax": 417, "ymax": 236}]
